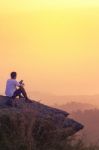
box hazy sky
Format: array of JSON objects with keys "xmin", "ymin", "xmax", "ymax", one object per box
[
  {"xmin": 0, "ymin": 0, "xmax": 99, "ymax": 12},
  {"xmin": 0, "ymin": 0, "xmax": 99, "ymax": 95}
]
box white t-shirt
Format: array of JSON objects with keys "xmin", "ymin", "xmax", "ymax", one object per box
[{"xmin": 5, "ymin": 79, "xmax": 21, "ymax": 97}]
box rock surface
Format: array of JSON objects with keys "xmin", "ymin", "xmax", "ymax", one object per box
[{"xmin": 0, "ymin": 95, "xmax": 84, "ymax": 137}]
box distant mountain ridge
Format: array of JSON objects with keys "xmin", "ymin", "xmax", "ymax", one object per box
[
  {"xmin": 29, "ymin": 91, "xmax": 99, "ymax": 108},
  {"xmin": 71, "ymin": 109, "xmax": 99, "ymax": 144},
  {"xmin": 55, "ymin": 102, "xmax": 95, "ymax": 112}
]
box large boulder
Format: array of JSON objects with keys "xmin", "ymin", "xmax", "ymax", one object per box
[{"xmin": 0, "ymin": 96, "xmax": 84, "ymax": 150}]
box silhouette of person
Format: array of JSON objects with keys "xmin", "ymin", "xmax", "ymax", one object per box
[{"xmin": 5, "ymin": 72, "xmax": 28, "ymax": 100}]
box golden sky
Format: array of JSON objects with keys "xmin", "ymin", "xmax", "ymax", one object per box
[
  {"xmin": 0, "ymin": 0, "xmax": 99, "ymax": 95},
  {"xmin": 0, "ymin": 0, "xmax": 99, "ymax": 12}
]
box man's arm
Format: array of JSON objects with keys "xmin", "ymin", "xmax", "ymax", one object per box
[{"xmin": 15, "ymin": 80, "xmax": 23, "ymax": 87}]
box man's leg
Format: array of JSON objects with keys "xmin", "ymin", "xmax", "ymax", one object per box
[
  {"xmin": 20, "ymin": 87, "xmax": 33, "ymax": 103},
  {"xmin": 12, "ymin": 87, "xmax": 32, "ymax": 103},
  {"xmin": 19, "ymin": 86, "xmax": 28, "ymax": 100},
  {"xmin": 12, "ymin": 89, "xmax": 22, "ymax": 99}
]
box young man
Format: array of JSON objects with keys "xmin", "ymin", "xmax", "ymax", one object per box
[{"xmin": 5, "ymin": 72, "xmax": 28, "ymax": 100}]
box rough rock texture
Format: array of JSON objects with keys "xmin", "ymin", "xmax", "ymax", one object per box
[
  {"xmin": 0, "ymin": 95, "xmax": 84, "ymax": 137},
  {"xmin": 0, "ymin": 96, "xmax": 84, "ymax": 149}
]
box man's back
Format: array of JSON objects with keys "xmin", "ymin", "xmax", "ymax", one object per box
[{"xmin": 5, "ymin": 79, "xmax": 20, "ymax": 97}]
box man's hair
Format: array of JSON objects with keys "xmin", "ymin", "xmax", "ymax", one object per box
[{"xmin": 11, "ymin": 72, "xmax": 17, "ymax": 79}]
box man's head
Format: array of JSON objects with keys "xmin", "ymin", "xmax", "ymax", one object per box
[{"xmin": 11, "ymin": 72, "xmax": 17, "ymax": 79}]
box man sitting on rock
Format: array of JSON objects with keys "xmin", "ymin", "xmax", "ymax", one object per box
[{"xmin": 5, "ymin": 72, "xmax": 29, "ymax": 101}]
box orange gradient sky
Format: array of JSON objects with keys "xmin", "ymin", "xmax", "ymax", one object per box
[{"xmin": 0, "ymin": 0, "xmax": 99, "ymax": 96}]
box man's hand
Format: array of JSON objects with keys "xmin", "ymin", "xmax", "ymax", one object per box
[
  {"xmin": 19, "ymin": 80, "xmax": 23, "ymax": 84},
  {"xmin": 19, "ymin": 80, "xmax": 25, "ymax": 86}
]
